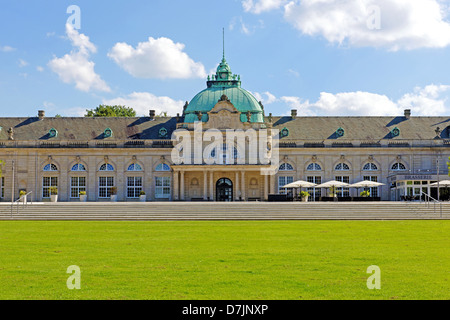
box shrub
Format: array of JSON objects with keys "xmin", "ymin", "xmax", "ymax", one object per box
[
  {"xmin": 19, "ymin": 190, "xmax": 27, "ymax": 196},
  {"xmin": 50, "ymin": 187, "xmax": 58, "ymax": 195},
  {"xmin": 140, "ymin": 190, "xmax": 146, "ymax": 196},
  {"xmin": 300, "ymin": 191, "xmax": 310, "ymax": 198},
  {"xmin": 110, "ymin": 187, "xmax": 117, "ymax": 195},
  {"xmin": 79, "ymin": 191, "xmax": 86, "ymax": 196},
  {"xmin": 360, "ymin": 190, "xmax": 370, "ymax": 197}
]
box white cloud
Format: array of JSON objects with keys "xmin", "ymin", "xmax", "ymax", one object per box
[
  {"xmin": 243, "ymin": 0, "xmax": 287, "ymax": 14},
  {"xmin": 253, "ymin": 91, "xmax": 277, "ymax": 104},
  {"xmin": 230, "ymin": 16, "xmax": 265, "ymax": 35},
  {"xmin": 36, "ymin": 66, "xmax": 44, "ymax": 72},
  {"xmin": 246, "ymin": 0, "xmax": 450, "ymax": 50},
  {"xmin": 48, "ymin": 24, "xmax": 110, "ymax": 92},
  {"xmin": 108, "ymin": 37, "xmax": 206, "ymax": 79},
  {"xmin": 18, "ymin": 59, "xmax": 28, "ymax": 67},
  {"xmin": 0, "ymin": 45, "xmax": 15, "ymax": 52},
  {"xmin": 397, "ymin": 84, "xmax": 450, "ymax": 116},
  {"xmin": 103, "ymin": 92, "xmax": 184, "ymax": 116},
  {"xmin": 280, "ymin": 84, "xmax": 450, "ymax": 116}
]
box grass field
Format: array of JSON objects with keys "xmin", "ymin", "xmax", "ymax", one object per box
[{"xmin": 0, "ymin": 220, "xmax": 448, "ymax": 300}]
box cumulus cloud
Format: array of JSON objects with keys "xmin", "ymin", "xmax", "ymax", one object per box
[
  {"xmin": 48, "ymin": 24, "xmax": 111, "ymax": 92},
  {"xmin": 280, "ymin": 84, "xmax": 450, "ymax": 116},
  {"xmin": 252, "ymin": 91, "xmax": 278, "ymax": 104},
  {"xmin": 108, "ymin": 37, "xmax": 206, "ymax": 79},
  {"xmin": 0, "ymin": 45, "xmax": 15, "ymax": 52},
  {"xmin": 246, "ymin": 0, "xmax": 450, "ymax": 50},
  {"xmin": 102, "ymin": 92, "xmax": 184, "ymax": 116},
  {"xmin": 243, "ymin": 0, "xmax": 287, "ymax": 14}
]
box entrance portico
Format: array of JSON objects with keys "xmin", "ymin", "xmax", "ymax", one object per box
[{"xmin": 172, "ymin": 165, "xmax": 273, "ymax": 201}]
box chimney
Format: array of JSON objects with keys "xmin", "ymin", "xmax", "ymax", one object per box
[
  {"xmin": 291, "ymin": 109, "xmax": 297, "ymax": 119},
  {"xmin": 149, "ymin": 110, "xmax": 155, "ymax": 120},
  {"xmin": 38, "ymin": 110, "xmax": 45, "ymax": 120},
  {"xmin": 404, "ymin": 109, "xmax": 411, "ymax": 119}
]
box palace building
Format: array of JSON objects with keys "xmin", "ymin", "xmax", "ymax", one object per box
[{"xmin": 1, "ymin": 53, "xmax": 450, "ymax": 202}]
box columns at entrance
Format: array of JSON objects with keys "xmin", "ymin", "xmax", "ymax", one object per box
[
  {"xmin": 180, "ymin": 170, "xmax": 185, "ymax": 201},
  {"xmin": 203, "ymin": 171, "xmax": 208, "ymax": 200},
  {"xmin": 264, "ymin": 174, "xmax": 268, "ymax": 201},
  {"xmin": 270, "ymin": 174, "xmax": 276, "ymax": 195},
  {"xmin": 241, "ymin": 171, "xmax": 246, "ymax": 201},
  {"xmin": 209, "ymin": 171, "xmax": 214, "ymax": 201},
  {"xmin": 235, "ymin": 171, "xmax": 240, "ymax": 200},
  {"xmin": 173, "ymin": 171, "xmax": 179, "ymax": 201}
]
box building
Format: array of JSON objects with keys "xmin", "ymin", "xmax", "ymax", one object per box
[{"xmin": 1, "ymin": 53, "xmax": 449, "ymax": 202}]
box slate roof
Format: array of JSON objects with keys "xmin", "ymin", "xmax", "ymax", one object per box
[
  {"xmin": 0, "ymin": 115, "xmax": 449, "ymax": 141},
  {"xmin": 0, "ymin": 117, "xmax": 177, "ymax": 141},
  {"xmin": 271, "ymin": 116, "xmax": 450, "ymax": 141}
]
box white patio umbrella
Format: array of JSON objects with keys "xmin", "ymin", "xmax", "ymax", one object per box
[
  {"xmin": 315, "ymin": 180, "xmax": 350, "ymax": 198},
  {"xmin": 315, "ymin": 180, "xmax": 350, "ymax": 188},
  {"xmin": 429, "ymin": 180, "xmax": 450, "ymax": 186},
  {"xmin": 282, "ymin": 180, "xmax": 317, "ymax": 200},
  {"xmin": 283, "ymin": 180, "xmax": 317, "ymax": 188},
  {"xmin": 349, "ymin": 181, "xmax": 385, "ymax": 188}
]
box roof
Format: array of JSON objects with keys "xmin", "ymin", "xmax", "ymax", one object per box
[
  {"xmin": 0, "ymin": 117, "xmax": 177, "ymax": 141},
  {"xmin": 0, "ymin": 115, "xmax": 449, "ymax": 142},
  {"xmin": 184, "ymin": 86, "xmax": 264, "ymax": 123},
  {"xmin": 270, "ymin": 116, "xmax": 450, "ymax": 141}
]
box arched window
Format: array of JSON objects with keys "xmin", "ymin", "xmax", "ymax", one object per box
[
  {"xmin": 155, "ymin": 163, "xmax": 171, "ymax": 171},
  {"xmin": 210, "ymin": 143, "xmax": 239, "ymax": 163},
  {"xmin": 127, "ymin": 163, "xmax": 143, "ymax": 171},
  {"xmin": 99, "ymin": 163, "xmax": 114, "ymax": 171},
  {"xmin": 279, "ymin": 163, "xmax": 294, "ymax": 171},
  {"xmin": 335, "ymin": 163, "xmax": 350, "ymax": 171},
  {"xmin": 43, "ymin": 164, "xmax": 58, "ymax": 171},
  {"xmin": 363, "ymin": 163, "xmax": 378, "ymax": 171},
  {"xmin": 391, "ymin": 162, "xmax": 406, "ymax": 171},
  {"xmin": 306, "ymin": 163, "xmax": 322, "ymax": 171},
  {"xmin": 71, "ymin": 163, "xmax": 86, "ymax": 171}
]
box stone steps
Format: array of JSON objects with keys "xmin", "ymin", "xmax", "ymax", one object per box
[{"xmin": 0, "ymin": 202, "xmax": 448, "ymax": 220}]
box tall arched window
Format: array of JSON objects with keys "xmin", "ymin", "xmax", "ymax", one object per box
[
  {"xmin": 279, "ymin": 163, "xmax": 294, "ymax": 171},
  {"xmin": 306, "ymin": 163, "xmax": 322, "ymax": 171},
  {"xmin": 335, "ymin": 163, "xmax": 350, "ymax": 171},
  {"xmin": 391, "ymin": 162, "xmax": 406, "ymax": 171},
  {"xmin": 43, "ymin": 163, "xmax": 58, "ymax": 199},
  {"xmin": 363, "ymin": 163, "xmax": 378, "ymax": 171},
  {"xmin": 210, "ymin": 143, "xmax": 239, "ymax": 164},
  {"xmin": 155, "ymin": 163, "xmax": 171, "ymax": 171}
]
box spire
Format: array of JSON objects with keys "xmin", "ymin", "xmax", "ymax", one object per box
[{"xmin": 222, "ymin": 27, "xmax": 225, "ymax": 62}]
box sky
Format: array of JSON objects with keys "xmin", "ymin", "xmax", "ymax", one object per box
[{"xmin": 1, "ymin": 0, "xmax": 450, "ymax": 118}]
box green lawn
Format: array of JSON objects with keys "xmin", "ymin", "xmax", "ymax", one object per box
[{"xmin": 0, "ymin": 220, "xmax": 448, "ymax": 299}]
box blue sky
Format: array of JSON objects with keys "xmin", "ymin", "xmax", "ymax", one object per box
[{"xmin": 1, "ymin": 0, "xmax": 450, "ymax": 117}]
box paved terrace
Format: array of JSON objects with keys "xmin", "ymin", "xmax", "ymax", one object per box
[{"xmin": 1, "ymin": 202, "xmax": 449, "ymax": 220}]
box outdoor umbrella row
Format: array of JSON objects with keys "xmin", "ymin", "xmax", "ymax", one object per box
[{"xmin": 282, "ymin": 179, "xmax": 385, "ymax": 198}]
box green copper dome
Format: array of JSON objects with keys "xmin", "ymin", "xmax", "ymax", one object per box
[{"xmin": 184, "ymin": 56, "xmax": 264, "ymax": 123}]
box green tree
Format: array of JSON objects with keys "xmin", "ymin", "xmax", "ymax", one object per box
[{"xmin": 84, "ymin": 105, "xmax": 136, "ymax": 117}]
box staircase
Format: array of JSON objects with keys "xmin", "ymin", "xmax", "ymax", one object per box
[{"xmin": 1, "ymin": 202, "xmax": 449, "ymax": 220}]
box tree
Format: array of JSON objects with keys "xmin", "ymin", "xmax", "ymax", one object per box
[{"xmin": 84, "ymin": 105, "xmax": 136, "ymax": 117}]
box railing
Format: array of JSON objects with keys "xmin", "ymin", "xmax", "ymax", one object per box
[
  {"xmin": 10, "ymin": 191, "xmax": 33, "ymax": 218},
  {"xmin": 420, "ymin": 191, "xmax": 442, "ymax": 218}
]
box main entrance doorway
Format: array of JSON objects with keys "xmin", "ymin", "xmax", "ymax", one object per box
[{"xmin": 216, "ymin": 178, "xmax": 233, "ymax": 201}]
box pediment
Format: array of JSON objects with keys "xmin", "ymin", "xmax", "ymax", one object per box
[{"xmin": 206, "ymin": 97, "xmax": 243, "ymax": 130}]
